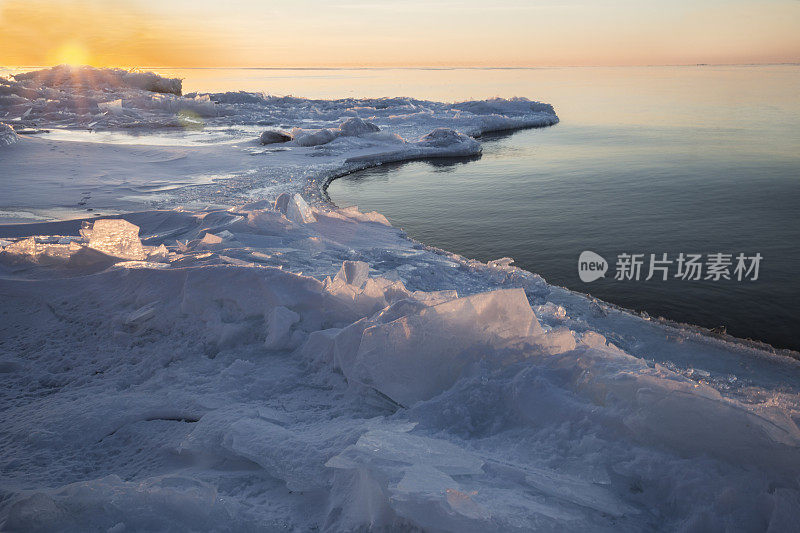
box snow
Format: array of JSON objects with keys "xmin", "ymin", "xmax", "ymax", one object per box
[{"xmin": 1, "ymin": 67, "xmax": 799, "ymax": 532}]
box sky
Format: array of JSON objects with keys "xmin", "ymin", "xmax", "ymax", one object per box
[{"xmin": 0, "ymin": 0, "xmax": 798, "ymax": 68}]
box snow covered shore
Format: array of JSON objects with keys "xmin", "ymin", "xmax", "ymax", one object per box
[{"xmin": 1, "ymin": 67, "xmax": 799, "ymax": 532}]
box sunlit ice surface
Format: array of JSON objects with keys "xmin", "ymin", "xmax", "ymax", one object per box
[{"xmin": 41, "ymin": 125, "xmax": 265, "ymax": 146}]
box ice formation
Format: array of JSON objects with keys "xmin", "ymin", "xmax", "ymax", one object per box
[
  {"xmin": 0, "ymin": 122, "xmax": 18, "ymax": 146},
  {"xmin": 259, "ymin": 129, "xmax": 292, "ymax": 144},
  {"xmin": 2, "ymin": 202, "xmax": 799, "ymax": 531},
  {"xmin": 1, "ymin": 67, "xmax": 799, "ymax": 532},
  {"xmin": 1, "ymin": 66, "xmax": 557, "ymax": 135},
  {"xmin": 13, "ymin": 65, "xmax": 182, "ymax": 95},
  {"xmin": 86, "ymin": 219, "xmax": 147, "ymax": 260}
]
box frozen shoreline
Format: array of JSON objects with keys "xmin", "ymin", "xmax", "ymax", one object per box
[{"xmin": 2, "ymin": 67, "xmax": 800, "ymax": 532}]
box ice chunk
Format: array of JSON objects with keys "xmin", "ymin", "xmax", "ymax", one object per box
[
  {"xmin": 325, "ymin": 272, "xmax": 412, "ymax": 321},
  {"xmin": 338, "ymin": 117, "xmax": 380, "ymax": 136},
  {"xmin": 200, "ymin": 232, "xmax": 224, "ymax": 246},
  {"xmin": 487, "ymin": 256, "xmax": 514, "ymax": 269},
  {"xmin": 2, "ymin": 237, "xmax": 37, "ymax": 258},
  {"xmin": 259, "ymin": 129, "xmax": 292, "ymax": 144},
  {"xmin": 264, "ymin": 306, "xmax": 300, "ymax": 350},
  {"xmin": 325, "ymin": 424, "xmax": 487, "ymax": 531},
  {"xmin": 87, "ymin": 219, "xmax": 146, "ymax": 260},
  {"xmin": 285, "ymin": 194, "xmax": 317, "ymax": 224},
  {"xmin": 146, "ymin": 244, "xmax": 170, "ymax": 262},
  {"xmin": 0, "ymin": 122, "xmax": 19, "ymax": 147},
  {"xmin": 297, "ymin": 327, "xmax": 341, "ymax": 366},
  {"xmin": 417, "ymin": 128, "xmax": 471, "ymax": 148},
  {"xmin": 273, "ymin": 192, "xmax": 291, "ymax": 214},
  {"xmin": 290, "ymin": 118, "xmax": 378, "ymax": 147},
  {"xmin": 0, "ymin": 237, "xmax": 96, "ymax": 266},
  {"xmin": 337, "ymin": 206, "xmax": 392, "ymax": 226},
  {"xmin": 333, "ymin": 260, "xmax": 370, "ymax": 288},
  {"xmin": 291, "ymin": 128, "xmax": 337, "ymax": 147},
  {"xmin": 338, "ymin": 288, "xmax": 544, "ymax": 405},
  {"xmin": 98, "ymin": 99, "xmax": 124, "ymax": 114}
]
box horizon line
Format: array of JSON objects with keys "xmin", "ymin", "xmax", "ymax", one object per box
[{"xmin": 2, "ymin": 62, "xmax": 799, "ymax": 71}]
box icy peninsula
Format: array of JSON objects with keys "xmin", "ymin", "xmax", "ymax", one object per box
[{"xmin": 1, "ymin": 66, "xmax": 799, "ymax": 532}]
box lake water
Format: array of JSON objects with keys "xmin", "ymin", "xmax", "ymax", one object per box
[
  {"xmin": 4, "ymin": 65, "xmax": 799, "ymax": 350},
  {"xmin": 317, "ymin": 66, "xmax": 800, "ymax": 352}
]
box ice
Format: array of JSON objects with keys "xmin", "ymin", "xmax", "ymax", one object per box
[
  {"xmin": 487, "ymin": 256, "xmax": 515, "ymax": 269},
  {"xmin": 0, "ymin": 237, "xmax": 99, "ymax": 266},
  {"xmin": 325, "ymin": 423, "xmax": 489, "ymax": 531},
  {"xmin": 344, "ymin": 127, "xmax": 482, "ymax": 165},
  {"xmin": 273, "ymin": 192, "xmax": 291, "ymax": 213},
  {"xmin": 260, "ymin": 192, "xmax": 315, "ymax": 226},
  {"xmin": 259, "ymin": 129, "xmax": 292, "ymax": 144},
  {"xmin": 146, "ymin": 243, "xmax": 170, "ymax": 262},
  {"xmin": 337, "ymin": 117, "xmax": 380, "ymax": 136},
  {"xmin": 337, "ymin": 206, "xmax": 391, "ymax": 226},
  {"xmin": 87, "ymin": 219, "xmax": 147, "ymax": 260},
  {"xmin": 3, "ymin": 212, "xmax": 800, "ymax": 531},
  {"xmin": 0, "ymin": 123, "xmax": 18, "ymax": 147},
  {"xmin": 417, "ymin": 127, "xmax": 471, "ymax": 148},
  {"xmin": 97, "ymin": 99, "xmax": 124, "ymax": 114},
  {"xmin": 264, "ymin": 305, "xmax": 300, "ymax": 350},
  {"xmin": 323, "ymin": 262, "xmax": 416, "ymax": 321},
  {"xmin": 285, "ymin": 193, "xmax": 317, "ymax": 224},
  {"xmin": 291, "ymin": 118, "xmax": 380, "ymax": 147},
  {"xmin": 13, "ymin": 65, "xmax": 182, "ymax": 95},
  {"xmin": 2, "ymin": 68, "xmax": 800, "ymax": 531},
  {"xmin": 292, "ymin": 127, "xmax": 338, "ymax": 147},
  {"xmin": 3, "ymin": 475, "xmax": 239, "ymax": 532},
  {"xmin": 199, "ymin": 232, "xmax": 224, "ymax": 246},
  {"xmin": 335, "ymin": 288, "xmax": 547, "ymax": 405},
  {"xmin": 334, "ymin": 260, "xmax": 370, "ymax": 287}
]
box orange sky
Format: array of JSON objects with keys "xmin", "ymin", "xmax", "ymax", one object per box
[{"xmin": 1, "ymin": 0, "xmax": 798, "ymax": 68}]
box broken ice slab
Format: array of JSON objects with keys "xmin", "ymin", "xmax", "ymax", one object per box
[
  {"xmin": 325, "ymin": 424, "xmax": 489, "ymax": 531},
  {"xmin": 264, "ymin": 306, "xmax": 300, "ymax": 350},
  {"xmin": 286, "ymin": 194, "xmax": 317, "ymax": 225},
  {"xmin": 1, "ymin": 238, "xmax": 80, "ymax": 265},
  {"xmin": 200, "ymin": 233, "xmax": 224, "ymax": 246},
  {"xmin": 333, "ymin": 260, "xmax": 370, "ymax": 288},
  {"xmin": 0, "ymin": 122, "xmax": 19, "ymax": 146},
  {"xmin": 87, "ymin": 219, "xmax": 147, "ymax": 260},
  {"xmin": 146, "ymin": 244, "xmax": 170, "ymax": 262},
  {"xmin": 273, "ymin": 193, "xmax": 317, "ymax": 224},
  {"xmin": 339, "ymin": 288, "xmax": 545, "ymax": 406},
  {"xmin": 337, "ymin": 205, "xmax": 391, "ymax": 226}
]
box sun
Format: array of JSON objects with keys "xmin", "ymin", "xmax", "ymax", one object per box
[{"xmin": 49, "ymin": 42, "xmax": 91, "ymax": 66}]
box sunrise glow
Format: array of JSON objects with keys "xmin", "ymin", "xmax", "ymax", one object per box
[
  {"xmin": 1, "ymin": 0, "xmax": 798, "ymax": 68},
  {"xmin": 48, "ymin": 42, "xmax": 91, "ymax": 66}
]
